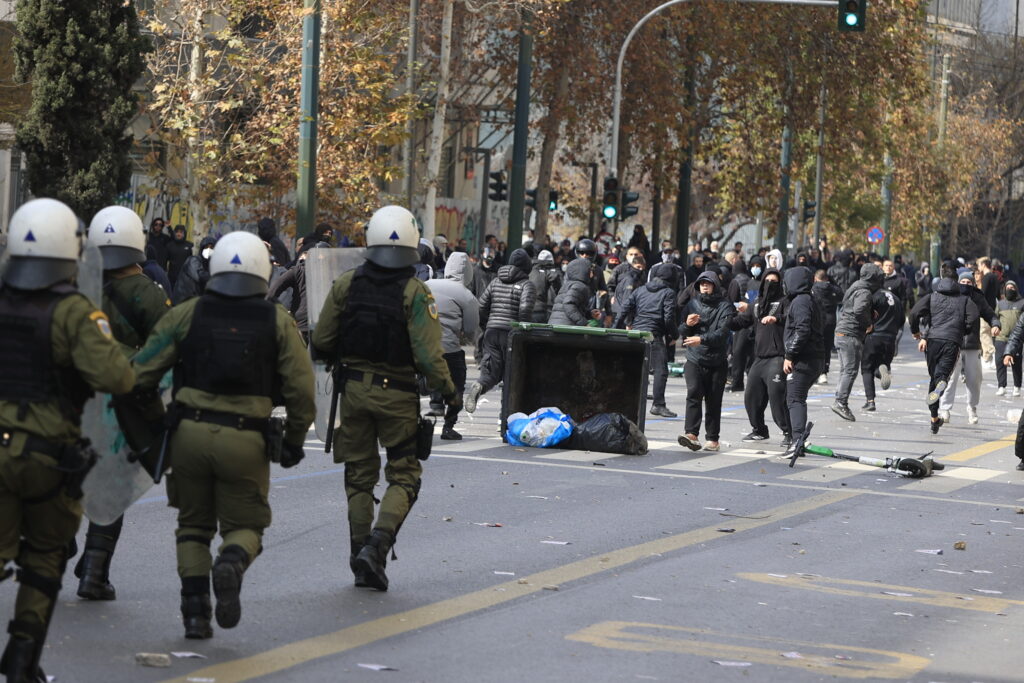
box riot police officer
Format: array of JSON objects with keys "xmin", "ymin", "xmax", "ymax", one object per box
[
  {"xmin": 311, "ymin": 206, "xmax": 456, "ymax": 592},
  {"xmin": 0, "ymin": 199, "xmax": 136, "ymax": 683},
  {"xmin": 74, "ymin": 206, "xmax": 171, "ymax": 602},
  {"xmin": 131, "ymin": 231, "xmax": 315, "ymax": 639}
]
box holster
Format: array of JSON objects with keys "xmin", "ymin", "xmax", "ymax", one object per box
[
  {"xmin": 55, "ymin": 440, "xmax": 98, "ymax": 500},
  {"xmin": 415, "ymin": 416, "xmax": 435, "ymax": 461},
  {"xmin": 265, "ymin": 416, "xmax": 285, "ymax": 463}
]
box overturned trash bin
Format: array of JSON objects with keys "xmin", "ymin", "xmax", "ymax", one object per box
[{"xmin": 500, "ymin": 323, "xmax": 653, "ymax": 441}]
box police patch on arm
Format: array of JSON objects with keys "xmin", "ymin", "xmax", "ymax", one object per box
[
  {"xmin": 89, "ymin": 309, "xmax": 114, "ymax": 339},
  {"xmin": 427, "ymin": 294, "xmax": 439, "ymax": 320}
]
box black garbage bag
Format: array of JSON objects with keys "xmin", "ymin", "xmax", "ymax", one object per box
[{"xmin": 566, "ymin": 413, "xmax": 648, "ymax": 455}]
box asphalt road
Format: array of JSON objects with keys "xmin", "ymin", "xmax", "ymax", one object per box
[{"xmin": 7, "ymin": 335, "xmax": 1024, "ymax": 682}]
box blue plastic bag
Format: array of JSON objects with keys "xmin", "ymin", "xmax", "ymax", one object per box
[{"xmin": 506, "ymin": 407, "xmax": 574, "ymax": 448}]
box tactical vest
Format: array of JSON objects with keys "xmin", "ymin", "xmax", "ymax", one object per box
[
  {"xmin": 337, "ymin": 266, "xmax": 415, "ymax": 367},
  {"xmin": 0, "ymin": 284, "xmax": 92, "ymax": 422},
  {"xmin": 177, "ymin": 295, "xmax": 280, "ymax": 399}
]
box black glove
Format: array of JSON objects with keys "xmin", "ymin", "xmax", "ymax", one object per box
[
  {"xmin": 280, "ymin": 442, "xmax": 305, "ymax": 469},
  {"xmin": 443, "ymin": 392, "xmax": 463, "ymax": 411}
]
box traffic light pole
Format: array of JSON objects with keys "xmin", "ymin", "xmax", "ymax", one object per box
[
  {"xmin": 465, "ymin": 147, "xmax": 492, "ymax": 256},
  {"xmin": 608, "ymin": 0, "xmax": 839, "ymax": 179},
  {"xmin": 507, "ymin": 11, "xmax": 533, "ymax": 249},
  {"xmin": 296, "ymin": 0, "xmax": 321, "ymax": 236}
]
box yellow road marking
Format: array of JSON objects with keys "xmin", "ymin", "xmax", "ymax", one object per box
[
  {"xmin": 567, "ymin": 621, "xmax": 930, "ymax": 679},
  {"xmin": 739, "ymin": 573, "xmax": 1022, "ymax": 613},
  {"xmin": 161, "ymin": 490, "xmax": 858, "ymax": 683},
  {"xmin": 942, "ymin": 434, "xmax": 1015, "ymax": 462}
]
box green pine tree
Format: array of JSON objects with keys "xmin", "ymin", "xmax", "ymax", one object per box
[{"xmin": 13, "ymin": 0, "xmax": 150, "ymax": 218}]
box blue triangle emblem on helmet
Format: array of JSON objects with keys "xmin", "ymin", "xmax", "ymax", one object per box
[
  {"xmin": 389, "ymin": 231, "xmax": 400, "ymax": 241},
  {"xmin": 230, "ymin": 254, "xmax": 242, "ymax": 265},
  {"xmin": 24, "ymin": 230, "xmax": 36, "ymax": 242},
  {"xmin": 104, "ymin": 224, "xmax": 115, "ymax": 233}
]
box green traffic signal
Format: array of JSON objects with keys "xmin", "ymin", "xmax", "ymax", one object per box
[
  {"xmin": 602, "ymin": 203, "xmax": 618, "ymax": 220},
  {"xmin": 838, "ymin": 0, "xmax": 865, "ymax": 31},
  {"xmin": 602, "ymin": 176, "xmax": 620, "ymax": 220},
  {"xmin": 548, "ymin": 189, "xmax": 558, "ymax": 212}
]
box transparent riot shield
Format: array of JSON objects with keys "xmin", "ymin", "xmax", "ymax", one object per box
[
  {"xmin": 77, "ymin": 240, "xmax": 104, "ymax": 309},
  {"xmin": 305, "ymin": 248, "xmax": 366, "ymax": 442}
]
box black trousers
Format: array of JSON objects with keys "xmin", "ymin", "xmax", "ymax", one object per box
[
  {"xmin": 995, "ymin": 340, "xmax": 1022, "ymax": 388},
  {"xmin": 822, "ymin": 321, "xmax": 837, "ymax": 373},
  {"xmin": 926, "ymin": 339, "xmax": 961, "ymax": 418},
  {"xmin": 442, "ymin": 350, "xmax": 467, "ymax": 427},
  {"xmin": 478, "ymin": 328, "xmax": 509, "ymax": 393},
  {"xmin": 684, "ymin": 361, "xmax": 727, "ymax": 441},
  {"xmin": 729, "ymin": 329, "xmax": 754, "ymax": 389},
  {"xmin": 786, "ymin": 357, "xmax": 822, "ymax": 443},
  {"xmin": 860, "ymin": 334, "xmax": 896, "ymax": 401},
  {"xmin": 745, "ymin": 356, "xmax": 791, "ymax": 436},
  {"xmin": 650, "ymin": 338, "xmax": 669, "ymax": 407},
  {"xmin": 1016, "ymin": 406, "xmax": 1024, "ymax": 461}
]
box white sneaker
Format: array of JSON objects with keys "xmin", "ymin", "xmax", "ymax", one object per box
[
  {"xmin": 1015, "ymin": 388, "xmax": 1022, "ymax": 398},
  {"xmin": 940, "ymin": 409, "xmax": 951, "ymax": 423},
  {"xmin": 817, "ymin": 374, "xmax": 828, "ymax": 385},
  {"xmin": 997, "ymin": 387, "xmax": 1006, "ymax": 396},
  {"xmin": 967, "ymin": 406, "xmax": 979, "ymax": 424}
]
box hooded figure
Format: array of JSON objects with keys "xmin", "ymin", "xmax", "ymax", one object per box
[
  {"xmin": 414, "ymin": 239, "xmax": 435, "ymax": 281},
  {"xmin": 828, "ymin": 250, "xmax": 858, "ymax": 293},
  {"xmin": 831, "ymin": 262, "xmax": 884, "ymax": 420},
  {"xmin": 425, "ymin": 252, "xmax": 480, "ymax": 439},
  {"xmin": 782, "ymin": 266, "xmax": 825, "ymax": 452},
  {"xmin": 466, "ymin": 249, "xmax": 536, "ymax": 413},
  {"xmin": 765, "ymin": 248, "xmax": 784, "ymax": 272},
  {"xmin": 548, "ymin": 258, "xmax": 595, "ymax": 326},
  {"xmin": 257, "ymin": 217, "xmax": 291, "ymax": 267},
  {"xmin": 166, "ymin": 225, "xmax": 194, "ymax": 286},
  {"xmin": 529, "ymin": 249, "xmax": 563, "ymax": 322},
  {"xmin": 172, "ymin": 235, "xmax": 217, "ymax": 304},
  {"xmin": 916, "ymin": 263, "xmax": 932, "ymax": 295},
  {"xmin": 676, "ymin": 271, "xmax": 735, "ymax": 451}
]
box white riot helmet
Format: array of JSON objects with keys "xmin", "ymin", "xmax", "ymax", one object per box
[
  {"xmin": 365, "ymin": 205, "xmax": 419, "ymax": 268},
  {"xmin": 206, "ymin": 231, "xmax": 272, "ymax": 297},
  {"xmin": 87, "ymin": 206, "xmax": 146, "ymax": 270},
  {"xmin": 3, "ymin": 198, "xmax": 80, "ymax": 290}
]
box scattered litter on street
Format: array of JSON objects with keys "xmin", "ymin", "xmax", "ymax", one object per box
[
  {"xmin": 135, "ymin": 653, "xmax": 171, "ymax": 668},
  {"xmin": 473, "ymin": 522, "xmax": 503, "ymax": 527},
  {"xmin": 882, "ymin": 591, "xmax": 914, "ymax": 597},
  {"xmin": 768, "ymin": 573, "xmax": 788, "ymax": 578},
  {"xmin": 834, "ymin": 655, "xmax": 852, "ymax": 661},
  {"xmin": 720, "ymin": 512, "xmax": 772, "ymax": 519},
  {"xmin": 357, "ymin": 663, "xmax": 398, "ymax": 672},
  {"xmin": 186, "ymin": 678, "xmax": 215, "ymax": 683},
  {"xmin": 780, "ymin": 652, "xmax": 803, "ymax": 659},
  {"xmin": 525, "ymin": 495, "xmax": 549, "ymax": 499},
  {"xmin": 704, "ymin": 507, "xmax": 728, "ymax": 511},
  {"xmin": 972, "ymin": 588, "xmax": 1003, "ymax": 595},
  {"xmin": 717, "ymin": 528, "xmax": 736, "ymax": 533},
  {"xmin": 893, "ymin": 612, "xmax": 914, "ymax": 617},
  {"xmin": 541, "ymin": 540, "xmax": 570, "ymax": 545},
  {"xmin": 518, "ymin": 579, "xmax": 529, "ymax": 585},
  {"xmin": 171, "ymin": 652, "xmax": 207, "ymax": 659},
  {"xmin": 543, "ymin": 584, "xmax": 560, "ymax": 591},
  {"xmin": 713, "ymin": 661, "xmax": 752, "ymax": 667},
  {"xmin": 916, "ymin": 549, "xmax": 943, "ymax": 555},
  {"xmin": 443, "ymin": 516, "xmax": 453, "ymax": 522},
  {"xmin": 954, "ymin": 541, "xmax": 967, "ymax": 550},
  {"xmin": 633, "ymin": 595, "xmax": 662, "ymax": 601},
  {"xmin": 970, "ymin": 570, "xmax": 993, "ymax": 574},
  {"xmin": 493, "ymin": 571, "xmax": 515, "ymax": 576},
  {"xmin": 933, "ymin": 569, "xmax": 964, "ymax": 574}
]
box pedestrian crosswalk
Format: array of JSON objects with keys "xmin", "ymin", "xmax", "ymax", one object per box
[{"xmin": 424, "ymin": 435, "xmax": 1021, "ymax": 494}]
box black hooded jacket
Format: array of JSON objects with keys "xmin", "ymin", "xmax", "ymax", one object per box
[
  {"xmin": 528, "ymin": 259, "xmax": 562, "ymax": 321},
  {"xmin": 680, "ymin": 271, "xmax": 735, "ymax": 366},
  {"xmin": 909, "ymin": 277, "xmax": 975, "ymax": 344},
  {"xmin": 811, "ymin": 278, "xmax": 843, "ymax": 328},
  {"xmin": 783, "ymin": 267, "xmax": 825, "ymax": 361},
  {"xmin": 726, "ymin": 259, "xmax": 750, "ymax": 303},
  {"xmin": 729, "ymin": 268, "xmax": 786, "ymax": 358},
  {"xmin": 835, "ymin": 263, "xmax": 884, "ymax": 340},
  {"xmin": 549, "ymin": 258, "xmax": 594, "ymax": 326},
  {"xmin": 613, "ymin": 275, "xmax": 677, "ymax": 339},
  {"xmin": 827, "ymin": 253, "xmax": 857, "ymax": 293},
  {"xmin": 869, "ymin": 287, "xmax": 905, "ymax": 338},
  {"xmin": 478, "ymin": 249, "xmax": 536, "ymax": 330},
  {"xmin": 171, "ymin": 236, "xmax": 216, "ymax": 304}
]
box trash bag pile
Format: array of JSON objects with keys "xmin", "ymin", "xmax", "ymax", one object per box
[{"xmin": 505, "ymin": 408, "xmax": 646, "ymax": 455}]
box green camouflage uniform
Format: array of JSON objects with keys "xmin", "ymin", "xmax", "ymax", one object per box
[
  {"xmin": 0, "ymin": 292, "xmax": 134, "ymax": 650},
  {"xmin": 311, "ymin": 271, "xmax": 453, "ymax": 550}
]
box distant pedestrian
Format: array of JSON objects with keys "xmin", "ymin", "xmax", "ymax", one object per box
[{"xmin": 995, "ymin": 281, "xmax": 1024, "ymax": 396}]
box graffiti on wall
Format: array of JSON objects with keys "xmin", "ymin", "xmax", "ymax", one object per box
[
  {"xmin": 419, "ymin": 198, "xmax": 510, "ymax": 255},
  {"xmin": 115, "ymin": 174, "xmax": 254, "ymax": 240}
]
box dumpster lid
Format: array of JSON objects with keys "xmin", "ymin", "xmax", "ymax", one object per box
[{"xmin": 512, "ymin": 322, "xmax": 653, "ymax": 341}]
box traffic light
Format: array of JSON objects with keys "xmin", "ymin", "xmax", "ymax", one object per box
[
  {"xmin": 525, "ymin": 188, "xmax": 538, "ymax": 210},
  {"xmin": 838, "ymin": 0, "xmax": 865, "ymax": 31},
  {"xmin": 602, "ymin": 177, "xmax": 620, "ymax": 220},
  {"xmin": 620, "ymin": 189, "xmax": 639, "ymax": 220},
  {"xmin": 802, "ymin": 199, "xmax": 816, "ymax": 224},
  {"xmin": 488, "ymin": 171, "xmax": 507, "ymax": 201},
  {"xmin": 548, "ymin": 190, "xmax": 558, "ymax": 212}
]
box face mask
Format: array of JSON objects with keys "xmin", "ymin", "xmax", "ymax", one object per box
[
  {"xmin": 765, "ymin": 280, "xmax": 781, "ymax": 298},
  {"xmin": 202, "ymin": 247, "xmax": 213, "ymax": 260},
  {"xmin": 1008, "ymin": 288, "xmax": 1020, "ymax": 301},
  {"xmin": 751, "ymin": 266, "xmax": 763, "ymax": 278}
]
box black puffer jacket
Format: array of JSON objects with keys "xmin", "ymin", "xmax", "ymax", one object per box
[
  {"xmin": 548, "ymin": 258, "xmax": 593, "ymax": 326},
  {"xmin": 613, "ymin": 276, "xmax": 677, "ymax": 339},
  {"xmin": 729, "ymin": 269, "xmax": 785, "ymax": 358},
  {"xmin": 835, "ymin": 263, "xmax": 884, "ymax": 340},
  {"xmin": 479, "ymin": 261, "xmax": 536, "ymax": 330},
  {"xmin": 909, "ymin": 277, "xmax": 973, "ymax": 344},
  {"xmin": 171, "ymin": 236, "xmax": 216, "ymax": 304},
  {"xmin": 783, "ymin": 266, "xmax": 825, "ymax": 361},
  {"xmin": 726, "ymin": 259, "xmax": 750, "ymax": 304},
  {"xmin": 828, "ymin": 255, "xmax": 857, "ymax": 293},
  {"xmin": 529, "ymin": 260, "xmax": 562, "ymax": 322},
  {"xmin": 680, "ymin": 272, "xmax": 735, "ymax": 366},
  {"xmin": 267, "ymin": 259, "xmax": 308, "ymax": 332}
]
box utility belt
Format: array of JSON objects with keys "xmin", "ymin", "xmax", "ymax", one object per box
[
  {"xmin": 340, "ymin": 369, "xmax": 418, "ymax": 394},
  {"xmin": 0, "ymin": 429, "xmax": 97, "ymax": 501},
  {"xmin": 175, "ymin": 407, "xmax": 284, "ymax": 464}
]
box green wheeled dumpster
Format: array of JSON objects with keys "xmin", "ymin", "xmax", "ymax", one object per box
[{"xmin": 500, "ymin": 323, "xmax": 653, "ymax": 440}]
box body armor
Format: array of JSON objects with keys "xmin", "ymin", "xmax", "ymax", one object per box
[{"xmin": 337, "ymin": 266, "xmax": 414, "ymax": 367}]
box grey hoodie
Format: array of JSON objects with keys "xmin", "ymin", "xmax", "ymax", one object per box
[
  {"xmin": 425, "ymin": 252, "xmax": 480, "ymax": 353},
  {"xmin": 835, "ymin": 263, "xmax": 884, "ymax": 340}
]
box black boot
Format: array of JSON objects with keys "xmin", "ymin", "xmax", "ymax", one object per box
[
  {"xmin": 74, "ymin": 549, "xmax": 115, "ymax": 601},
  {"xmin": 352, "ymin": 529, "xmax": 393, "ymax": 592},
  {"xmin": 212, "ymin": 546, "xmax": 249, "ymax": 629},
  {"xmin": 350, "ymin": 539, "xmax": 370, "ymax": 588},
  {"xmin": 440, "ymin": 424, "xmax": 462, "ymax": 440},
  {"xmin": 180, "ymin": 577, "xmax": 213, "ymax": 640},
  {"xmin": 0, "ymin": 626, "xmax": 45, "ymax": 683}
]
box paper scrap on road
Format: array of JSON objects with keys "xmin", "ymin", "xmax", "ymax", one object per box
[
  {"xmin": 717, "ymin": 528, "xmax": 736, "ymax": 533},
  {"xmin": 970, "ymin": 570, "xmax": 993, "ymax": 574},
  {"xmin": 541, "ymin": 540, "xmax": 570, "ymax": 545},
  {"xmin": 443, "ymin": 516, "xmax": 453, "ymax": 522},
  {"xmin": 781, "ymin": 652, "xmax": 803, "ymax": 659},
  {"xmin": 882, "ymin": 591, "xmax": 914, "ymax": 597},
  {"xmin": 704, "ymin": 507, "xmax": 728, "ymax": 511},
  {"xmin": 493, "ymin": 571, "xmax": 515, "ymax": 576},
  {"xmin": 915, "ymin": 549, "xmax": 943, "ymax": 555},
  {"xmin": 893, "ymin": 612, "xmax": 914, "ymax": 617},
  {"xmin": 972, "ymin": 588, "xmax": 1003, "ymax": 594},
  {"xmin": 358, "ymin": 663, "xmax": 398, "ymax": 671},
  {"xmin": 135, "ymin": 653, "xmax": 171, "ymax": 668},
  {"xmin": 713, "ymin": 661, "xmax": 752, "ymax": 667},
  {"xmin": 172, "ymin": 651, "xmax": 207, "ymax": 659},
  {"xmin": 633, "ymin": 595, "xmax": 662, "ymax": 601},
  {"xmin": 954, "ymin": 541, "xmax": 967, "ymax": 550},
  {"xmin": 186, "ymin": 678, "xmax": 215, "ymax": 683},
  {"xmin": 543, "ymin": 584, "xmax": 560, "ymax": 591},
  {"xmin": 933, "ymin": 569, "xmax": 964, "ymax": 574},
  {"xmin": 473, "ymin": 522, "xmax": 503, "ymax": 527},
  {"xmin": 768, "ymin": 573, "xmax": 788, "ymax": 578},
  {"xmin": 525, "ymin": 495, "xmax": 549, "ymax": 499}
]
